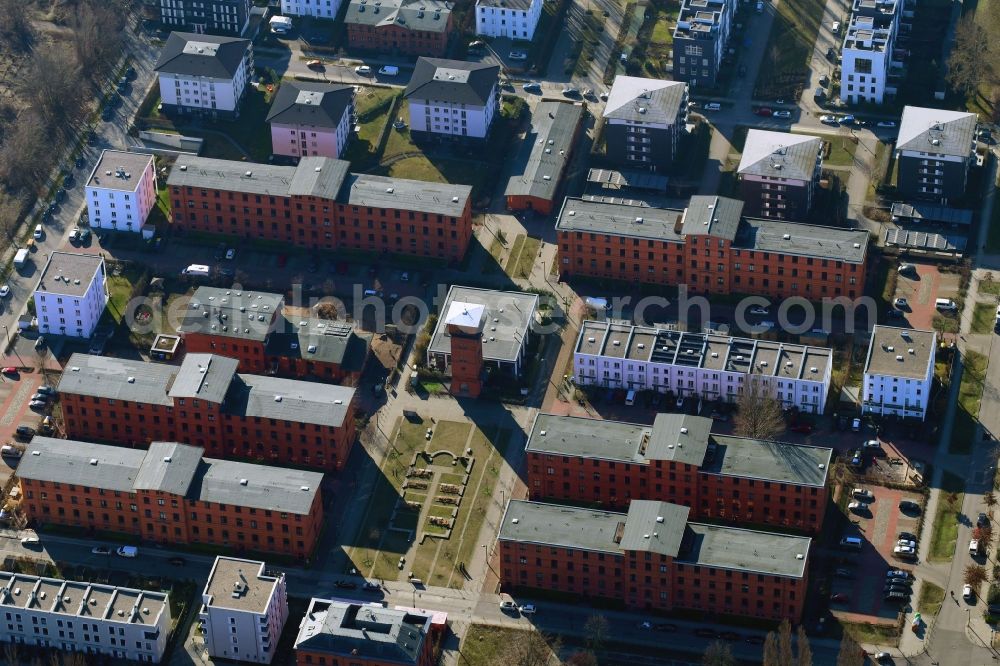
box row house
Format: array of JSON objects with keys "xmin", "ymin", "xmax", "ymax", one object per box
[
  {"xmin": 18, "ymin": 439, "xmax": 324, "ymax": 558},
  {"xmin": 58, "ymin": 352, "xmax": 357, "ymax": 472}
]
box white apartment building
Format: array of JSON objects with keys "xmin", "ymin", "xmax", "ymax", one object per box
[
  {"xmin": 863, "ymin": 325, "xmax": 935, "ymax": 420},
  {"xmin": 0, "ymin": 571, "xmax": 170, "ymax": 663},
  {"xmin": 85, "ymin": 150, "xmax": 158, "ymax": 235},
  {"xmin": 574, "ymin": 321, "xmax": 833, "ymax": 414},
  {"xmin": 404, "ymin": 58, "xmax": 500, "ymax": 142},
  {"xmin": 840, "ymin": 0, "xmax": 900, "ymax": 104},
  {"xmin": 281, "ymin": 0, "xmax": 342, "ymax": 18},
  {"xmin": 34, "ymin": 253, "xmax": 108, "ymax": 339},
  {"xmin": 154, "ymin": 32, "xmax": 253, "ymax": 119},
  {"xmin": 200, "ymin": 557, "xmax": 289, "ymax": 664},
  {"xmin": 475, "ymin": 0, "xmax": 543, "ymax": 40},
  {"xmin": 159, "ymin": 0, "xmax": 251, "ymax": 36}
]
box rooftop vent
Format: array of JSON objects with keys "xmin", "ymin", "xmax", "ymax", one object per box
[
  {"xmin": 163, "ymin": 456, "xmax": 172, "ymax": 463},
  {"xmin": 240, "ymin": 479, "xmax": 248, "ymax": 486},
  {"xmin": 810, "ymin": 366, "xmax": 818, "ymax": 373},
  {"xmin": 512, "ymin": 518, "xmax": 519, "ymax": 524},
  {"xmin": 89, "ymin": 458, "xmax": 98, "ymax": 465},
  {"xmin": 783, "ymin": 233, "xmax": 791, "ymax": 240},
  {"xmin": 127, "ymin": 377, "xmax": 135, "ymax": 383},
  {"xmin": 853, "ymin": 243, "xmax": 861, "ymax": 249},
  {"xmin": 613, "ymin": 340, "xmax": 620, "ymax": 346},
  {"xmin": 274, "ymin": 395, "xmax": 283, "ymax": 402},
  {"xmin": 386, "ymin": 187, "xmax": 394, "ymax": 194},
  {"xmin": 179, "ymin": 165, "xmax": 188, "ymax": 171},
  {"xmin": 896, "ymin": 355, "xmax": 904, "ymax": 361},
  {"xmin": 244, "ymin": 170, "xmax": 252, "ymax": 177},
  {"xmin": 656, "ymin": 516, "xmax": 664, "ymax": 523},
  {"xmin": 908, "ymin": 348, "xmax": 915, "ymax": 354},
  {"xmin": 635, "ymin": 217, "xmax": 644, "ymax": 223},
  {"xmin": 680, "ymin": 427, "xmax": 688, "ymax": 434},
  {"xmin": 452, "ymin": 196, "xmax": 459, "ymax": 203}
]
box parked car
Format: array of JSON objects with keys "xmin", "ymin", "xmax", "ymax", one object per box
[
  {"xmin": 837, "ymin": 114, "xmax": 856, "ymax": 124},
  {"xmin": 169, "ymin": 556, "xmax": 187, "ymax": 566},
  {"xmin": 863, "ymin": 439, "xmax": 881, "ymax": 450},
  {"xmin": 306, "ymin": 59, "xmax": 324, "ymax": 69},
  {"xmin": 354, "ymin": 65, "xmax": 372, "ymax": 76},
  {"xmin": 884, "ymin": 590, "xmax": 909, "ymax": 601},
  {"xmin": 877, "ymin": 120, "xmax": 897, "ymax": 128},
  {"xmin": 899, "ymin": 499, "xmax": 921, "ymax": 514},
  {"xmin": 500, "ymin": 599, "xmax": 518, "ymax": 612},
  {"xmin": 225, "ymin": 248, "xmax": 235, "ymax": 260},
  {"xmin": 896, "ymin": 539, "xmax": 916, "ymax": 549},
  {"xmin": 894, "ymin": 297, "xmax": 909, "ymax": 309},
  {"xmin": 850, "ymin": 449, "xmax": 863, "ymax": 467},
  {"xmin": 848, "ymin": 501, "xmax": 869, "ymax": 513},
  {"xmin": 978, "ymin": 513, "xmax": 990, "ymax": 528},
  {"xmin": 898, "ymin": 531, "xmax": 918, "ymax": 542},
  {"xmin": 2, "ymin": 367, "xmax": 18, "ymax": 376},
  {"xmin": 964, "ymin": 584, "xmax": 975, "ymax": 600},
  {"xmin": 773, "ymin": 110, "xmax": 792, "ymax": 119},
  {"xmin": 0, "ymin": 285, "xmax": 8, "ymax": 298},
  {"xmin": 893, "ymin": 544, "xmax": 916, "ymax": 557},
  {"xmin": 749, "ymin": 306, "xmax": 770, "ymax": 315},
  {"xmin": 36, "ymin": 386, "xmax": 55, "ymax": 396},
  {"xmin": 28, "ymin": 400, "xmax": 46, "ymax": 410},
  {"xmin": 886, "ymin": 569, "xmax": 911, "ymax": 580},
  {"xmin": 21, "ymin": 536, "xmax": 40, "ymax": 547},
  {"xmin": 522, "ymin": 82, "xmax": 542, "ymax": 92},
  {"xmin": 519, "ymin": 604, "xmax": 537, "ymax": 615},
  {"xmin": 851, "ymin": 418, "xmax": 861, "ymax": 432},
  {"xmin": 334, "ymin": 581, "xmax": 358, "ymax": 590},
  {"xmin": 851, "ymin": 488, "xmax": 874, "ymax": 501},
  {"xmin": 378, "ymin": 66, "xmax": 399, "ymax": 76},
  {"xmin": 363, "ymin": 581, "xmax": 380, "ymax": 591},
  {"xmin": 831, "ymin": 20, "xmax": 840, "ymax": 32},
  {"xmin": 755, "ymin": 107, "xmax": 773, "ymax": 117},
  {"xmin": 508, "ymin": 51, "xmax": 528, "ymax": 60},
  {"xmin": 820, "ymin": 115, "xmax": 838, "ymax": 125},
  {"xmin": 830, "ymin": 593, "xmax": 849, "ymax": 603},
  {"xmin": 561, "ymin": 87, "xmax": 580, "ymax": 97},
  {"xmin": 91, "ymin": 546, "xmax": 111, "ymax": 555}
]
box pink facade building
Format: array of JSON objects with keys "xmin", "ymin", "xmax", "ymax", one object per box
[{"xmin": 266, "ymin": 82, "xmax": 354, "ymax": 159}]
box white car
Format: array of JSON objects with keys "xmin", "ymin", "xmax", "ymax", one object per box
[
  {"xmin": 33, "ymin": 225, "xmax": 43, "ymax": 240},
  {"xmin": 749, "ymin": 306, "xmax": 770, "ymax": 315},
  {"xmin": 863, "ymin": 439, "xmax": 881, "ymax": 449},
  {"xmin": 225, "ymin": 248, "xmax": 235, "ymax": 260},
  {"xmin": 851, "ymin": 417, "xmax": 862, "ymax": 431},
  {"xmin": 848, "ymin": 501, "xmax": 869, "ymax": 513},
  {"xmin": 0, "ymin": 285, "xmax": 9, "ymax": 298},
  {"xmin": 970, "ymin": 539, "xmax": 981, "ymax": 555},
  {"xmin": 831, "ymin": 20, "xmax": 840, "ymax": 32},
  {"xmin": 20, "ymin": 536, "xmax": 40, "ymax": 546},
  {"xmin": 894, "ymin": 544, "xmax": 916, "ymax": 557},
  {"xmin": 354, "ymin": 65, "xmax": 372, "ymax": 76},
  {"xmin": 773, "ymin": 110, "xmax": 792, "ymax": 119},
  {"xmin": 877, "ymin": 120, "xmax": 897, "ymax": 128},
  {"xmin": 499, "ymin": 599, "xmax": 517, "ymax": 612},
  {"xmin": 508, "ymin": 51, "xmax": 528, "ymax": 61},
  {"xmin": 519, "ymin": 604, "xmax": 537, "ymax": 615},
  {"xmin": 820, "ymin": 114, "xmax": 838, "ymax": 125},
  {"xmin": 400, "ymin": 271, "xmax": 410, "ymax": 282},
  {"xmin": 896, "ymin": 539, "xmax": 916, "ymax": 549},
  {"xmin": 893, "ymin": 297, "xmax": 908, "ymax": 309},
  {"xmin": 964, "ymin": 584, "xmax": 975, "ymax": 600}
]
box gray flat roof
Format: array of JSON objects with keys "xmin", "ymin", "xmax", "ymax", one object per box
[
  {"xmin": 168, "ymin": 156, "xmax": 301, "ymax": 197},
  {"xmin": 499, "ymin": 500, "xmax": 627, "ymax": 554},
  {"xmin": 295, "ymin": 598, "xmax": 432, "ymax": 663},
  {"xmin": 526, "ymin": 413, "xmax": 653, "ymax": 463},
  {"xmin": 897, "ymin": 106, "xmax": 977, "ymax": 158},
  {"xmin": 18, "ymin": 438, "xmax": 322, "ymax": 515},
  {"xmin": 169, "ymin": 354, "xmax": 238, "ymax": 404},
  {"xmin": 702, "ymin": 435, "xmax": 832, "ymax": 486},
  {"xmin": 864, "ymin": 325, "xmax": 936, "ymax": 380},
  {"xmin": 86, "ymin": 150, "xmax": 154, "ymax": 192},
  {"xmin": 680, "ymin": 196, "xmax": 744, "ymax": 240},
  {"xmin": 555, "ymin": 197, "xmax": 685, "ymax": 242},
  {"xmin": 734, "ymin": 218, "xmax": 869, "ymax": 264},
  {"xmin": 620, "ymin": 500, "xmax": 688, "ymax": 557},
  {"xmin": 737, "ymin": 130, "xmax": 822, "ymax": 182},
  {"xmin": 682, "ymin": 523, "xmax": 810, "ymax": 578},
  {"xmin": 225, "ymin": 374, "xmax": 355, "ymax": 428},
  {"xmin": 178, "ymin": 286, "xmax": 283, "ymax": 343},
  {"xmin": 265, "ymin": 318, "xmax": 370, "ymax": 369},
  {"xmin": 342, "ymin": 173, "xmax": 470, "ymax": 218},
  {"xmin": 203, "ymin": 557, "xmax": 282, "ymax": 614},
  {"xmin": 59, "ymin": 354, "xmax": 176, "ymax": 406},
  {"xmin": 428, "ymin": 286, "xmax": 538, "ymax": 364},
  {"xmin": 0, "ymin": 572, "xmax": 167, "ymax": 626},
  {"xmin": 17, "ymin": 436, "xmax": 144, "ymax": 492},
  {"xmin": 890, "ymin": 202, "xmax": 973, "ymax": 225},
  {"xmin": 36, "ymin": 252, "xmax": 105, "ymax": 298},
  {"xmin": 504, "ymin": 101, "xmax": 584, "ymax": 202}
]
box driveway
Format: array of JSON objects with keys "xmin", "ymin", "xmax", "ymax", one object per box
[{"xmin": 893, "ymin": 263, "xmax": 958, "ymax": 331}]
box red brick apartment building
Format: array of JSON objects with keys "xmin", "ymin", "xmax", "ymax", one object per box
[
  {"xmin": 178, "ymin": 286, "xmax": 370, "ymax": 384},
  {"xmin": 555, "ymin": 195, "xmax": 869, "ymax": 300},
  {"xmin": 525, "ymin": 413, "xmax": 831, "ymax": 533},
  {"xmin": 344, "ymin": 0, "xmax": 453, "ymax": 58},
  {"xmin": 498, "ymin": 499, "xmax": 810, "ymax": 622},
  {"xmin": 168, "ymin": 156, "xmax": 472, "ymax": 263},
  {"xmin": 58, "ymin": 352, "xmax": 357, "ymax": 472},
  {"xmin": 18, "ymin": 439, "xmax": 324, "ymax": 558},
  {"xmin": 294, "ymin": 598, "xmax": 439, "ymax": 666}
]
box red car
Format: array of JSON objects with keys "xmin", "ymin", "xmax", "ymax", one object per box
[
  {"xmin": 755, "ymin": 107, "xmax": 773, "ymax": 117},
  {"xmin": 1, "ymin": 367, "xmax": 17, "ymax": 376},
  {"xmin": 277, "ymin": 254, "xmax": 288, "ymax": 268},
  {"xmin": 830, "ymin": 593, "xmax": 849, "ymax": 603},
  {"xmin": 790, "ymin": 422, "xmax": 814, "ymax": 434}
]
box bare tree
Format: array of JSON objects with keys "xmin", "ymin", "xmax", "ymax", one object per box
[
  {"xmin": 0, "ymin": 112, "xmax": 51, "ymax": 193},
  {"xmin": 566, "ymin": 651, "xmax": 598, "ymax": 666},
  {"xmin": 734, "ymin": 376, "xmax": 786, "ymax": 440},
  {"xmin": 489, "ymin": 630, "xmax": 560, "ymax": 666},
  {"xmin": 703, "ymin": 640, "xmax": 736, "ymax": 666},
  {"xmin": 0, "ymin": 194, "xmax": 23, "ymax": 245},
  {"xmin": 763, "ymin": 631, "xmax": 781, "ymax": 666},
  {"xmin": 3, "ymin": 641, "xmax": 20, "ymax": 666},
  {"xmin": 965, "ymin": 564, "xmax": 989, "ymax": 588},
  {"xmin": 985, "ymin": 490, "xmax": 997, "ymax": 511},
  {"xmin": 70, "ymin": 0, "xmax": 125, "ymax": 81},
  {"xmin": 0, "ymin": 0, "xmax": 33, "ymax": 51},
  {"xmin": 947, "ymin": 17, "xmax": 996, "ymax": 97},
  {"xmin": 836, "ymin": 634, "xmax": 864, "ymax": 666},
  {"xmin": 583, "ymin": 614, "xmax": 609, "ymax": 652},
  {"xmin": 797, "ymin": 625, "xmax": 813, "ymax": 666},
  {"xmin": 17, "ymin": 47, "xmax": 86, "ymax": 128}
]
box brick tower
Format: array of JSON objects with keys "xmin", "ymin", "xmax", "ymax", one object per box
[{"xmin": 445, "ymin": 301, "xmax": 486, "ymax": 398}]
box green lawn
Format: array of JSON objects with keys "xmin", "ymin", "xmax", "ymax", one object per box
[
  {"xmin": 505, "ymin": 235, "xmax": 540, "ymax": 279},
  {"xmin": 632, "ymin": 1, "xmax": 681, "ymax": 78},
  {"xmin": 822, "ymin": 136, "xmax": 859, "ymax": 168},
  {"xmin": 928, "ymin": 471, "xmax": 966, "ymax": 561},
  {"xmin": 755, "ymin": 0, "xmax": 825, "ymax": 99},
  {"xmin": 459, "ymin": 625, "xmax": 557, "ymax": 666},
  {"xmin": 972, "ymin": 302, "xmax": 997, "ymax": 334},
  {"xmin": 917, "ymin": 581, "xmax": 946, "ymax": 615},
  {"xmin": 429, "ymin": 421, "xmax": 473, "ymax": 455},
  {"xmin": 980, "ymin": 278, "xmax": 1000, "ymax": 297},
  {"xmin": 959, "ymin": 350, "xmax": 988, "ymax": 421},
  {"xmin": 341, "ymin": 87, "xmax": 399, "ymax": 167},
  {"xmin": 987, "ymin": 179, "xmax": 1000, "ymax": 253}
]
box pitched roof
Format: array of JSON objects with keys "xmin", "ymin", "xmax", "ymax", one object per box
[
  {"xmin": 266, "ymin": 82, "xmax": 354, "ymax": 130},
  {"xmin": 603, "ymin": 76, "xmax": 687, "ymax": 125},
  {"xmin": 737, "ymin": 130, "xmax": 822, "ymax": 181},
  {"xmin": 404, "ymin": 58, "xmax": 499, "ymax": 106},
  {"xmin": 897, "ymin": 106, "xmax": 977, "ymax": 157},
  {"xmin": 345, "ymin": 0, "xmax": 452, "ymax": 33},
  {"xmin": 154, "ymin": 32, "xmax": 251, "ymax": 79},
  {"xmin": 504, "ymin": 101, "xmax": 584, "ymax": 202}
]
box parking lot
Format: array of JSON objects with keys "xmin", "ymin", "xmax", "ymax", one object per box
[
  {"xmin": 893, "ymin": 262, "xmax": 960, "ymax": 331},
  {"xmin": 831, "ymin": 484, "xmax": 925, "ymax": 623}
]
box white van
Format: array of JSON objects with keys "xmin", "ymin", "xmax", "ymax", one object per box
[
  {"xmin": 704, "ymin": 102, "xmax": 721, "ymax": 111},
  {"xmin": 13, "ymin": 248, "xmax": 29, "ymax": 269},
  {"xmin": 378, "ymin": 65, "xmax": 399, "ymax": 76},
  {"xmin": 116, "ymin": 545, "xmax": 138, "ymax": 558},
  {"xmin": 839, "ymin": 536, "xmax": 863, "ymax": 550},
  {"xmin": 935, "ymin": 298, "xmax": 958, "ymax": 312},
  {"xmin": 625, "ymin": 389, "xmax": 637, "ymax": 406}
]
